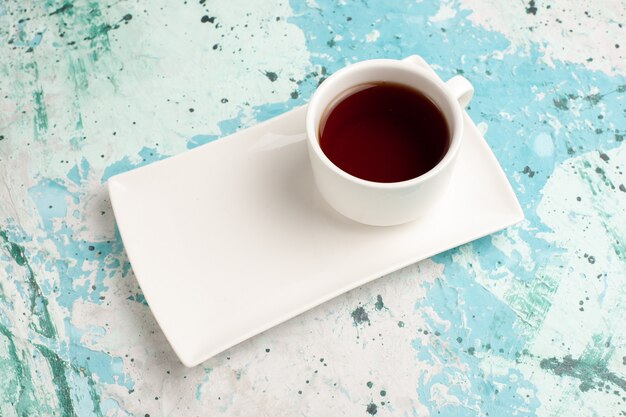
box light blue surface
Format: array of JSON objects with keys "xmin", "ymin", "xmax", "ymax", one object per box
[{"xmin": 0, "ymin": 0, "xmax": 625, "ymax": 415}]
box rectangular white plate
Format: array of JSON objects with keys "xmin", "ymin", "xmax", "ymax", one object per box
[{"xmin": 109, "ymin": 66, "xmax": 523, "ymax": 367}]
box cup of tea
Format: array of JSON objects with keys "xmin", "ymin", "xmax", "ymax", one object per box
[{"xmin": 305, "ymin": 55, "xmax": 474, "ymax": 226}]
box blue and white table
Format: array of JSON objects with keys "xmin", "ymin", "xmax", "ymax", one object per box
[{"xmin": 0, "ymin": 0, "xmax": 625, "ymax": 415}]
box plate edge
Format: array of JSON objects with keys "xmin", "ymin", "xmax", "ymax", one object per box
[
  {"xmin": 107, "ymin": 177, "xmax": 197, "ymax": 366},
  {"xmin": 184, "ymin": 213, "xmax": 525, "ymax": 367}
]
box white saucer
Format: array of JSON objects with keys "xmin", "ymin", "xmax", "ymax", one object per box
[{"xmin": 109, "ymin": 66, "xmax": 523, "ymax": 367}]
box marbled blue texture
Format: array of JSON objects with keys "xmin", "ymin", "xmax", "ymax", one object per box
[{"xmin": 0, "ymin": 0, "xmax": 625, "ymax": 415}]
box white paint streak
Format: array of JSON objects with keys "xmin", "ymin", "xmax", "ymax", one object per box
[
  {"xmin": 532, "ymin": 132, "xmax": 554, "ymax": 157},
  {"xmin": 429, "ymin": 383, "xmax": 461, "ymax": 407},
  {"xmin": 429, "ymin": 1, "xmax": 457, "ymax": 22},
  {"xmin": 515, "ymin": 142, "xmax": 626, "ymax": 416},
  {"xmin": 459, "ymin": 0, "xmax": 626, "ymax": 76},
  {"xmin": 365, "ymin": 29, "xmax": 380, "ymax": 43},
  {"xmin": 476, "ymin": 121, "xmax": 488, "ymax": 135}
]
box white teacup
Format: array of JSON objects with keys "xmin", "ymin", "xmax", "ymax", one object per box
[{"xmin": 305, "ymin": 55, "xmax": 474, "ymax": 226}]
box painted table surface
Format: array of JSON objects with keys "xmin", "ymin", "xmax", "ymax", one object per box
[{"xmin": 1, "ymin": 0, "xmax": 625, "ymax": 415}]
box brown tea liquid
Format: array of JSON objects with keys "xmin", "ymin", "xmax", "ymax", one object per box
[{"xmin": 319, "ymin": 82, "xmax": 450, "ymax": 183}]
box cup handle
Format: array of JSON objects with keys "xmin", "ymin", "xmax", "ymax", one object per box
[
  {"xmin": 402, "ymin": 55, "xmax": 474, "ymax": 108},
  {"xmin": 445, "ymin": 76, "xmax": 473, "ymax": 108},
  {"xmin": 402, "ymin": 55, "xmax": 431, "ymax": 70}
]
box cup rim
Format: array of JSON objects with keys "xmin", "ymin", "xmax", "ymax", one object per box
[{"xmin": 306, "ymin": 59, "xmax": 464, "ymax": 190}]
